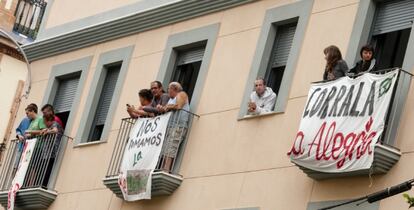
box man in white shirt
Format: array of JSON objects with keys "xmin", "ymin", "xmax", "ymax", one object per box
[{"xmin": 247, "ymin": 78, "xmax": 276, "ymax": 115}]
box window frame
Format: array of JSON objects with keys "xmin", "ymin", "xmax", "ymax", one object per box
[
  {"xmin": 238, "ymin": 0, "xmax": 313, "ymax": 119},
  {"xmin": 345, "ymin": 0, "xmax": 414, "ymax": 145},
  {"xmin": 41, "ymin": 56, "xmax": 93, "ymax": 189},
  {"xmin": 156, "ymin": 23, "xmax": 219, "ymax": 112},
  {"xmin": 156, "ymin": 24, "xmax": 219, "ymax": 173},
  {"xmin": 75, "ymin": 46, "xmax": 134, "ymax": 145}
]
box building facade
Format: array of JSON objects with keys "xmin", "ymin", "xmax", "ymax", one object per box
[
  {"xmin": 0, "ymin": 0, "xmax": 45, "ymax": 161},
  {"xmin": 1, "ymin": 0, "xmax": 414, "ymax": 209}
]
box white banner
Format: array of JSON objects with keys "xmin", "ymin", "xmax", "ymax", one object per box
[
  {"xmin": 288, "ymin": 70, "xmax": 398, "ymax": 173},
  {"xmin": 118, "ymin": 112, "xmax": 172, "ymax": 201},
  {"xmin": 8, "ymin": 138, "xmax": 37, "ymax": 210}
]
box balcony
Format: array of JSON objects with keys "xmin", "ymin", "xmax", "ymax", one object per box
[
  {"xmin": 291, "ymin": 68, "xmax": 407, "ymax": 180},
  {"xmin": 103, "ymin": 110, "xmax": 196, "ymax": 199},
  {"xmin": 13, "ymin": 0, "xmax": 47, "ymax": 40},
  {"xmin": 0, "ymin": 134, "xmax": 66, "ymax": 209}
]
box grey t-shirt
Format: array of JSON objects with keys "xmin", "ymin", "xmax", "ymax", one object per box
[{"xmin": 144, "ymin": 93, "xmax": 170, "ymax": 114}]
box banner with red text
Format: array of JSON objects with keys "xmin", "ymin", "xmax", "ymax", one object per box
[
  {"xmin": 288, "ymin": 70, "xmax": 398, "ymax": 173},
  {"xmin": 118, "ymin": 112, "xmax": 172, "ymax": 201},
  {"xmin": 8, "ymin": 138, "xmax": 37, "ymax": 210}
]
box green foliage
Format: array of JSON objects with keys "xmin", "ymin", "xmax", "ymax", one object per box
[{"xmin": 403, "ymin": 193, "xmax": 414, "ymax": 208}]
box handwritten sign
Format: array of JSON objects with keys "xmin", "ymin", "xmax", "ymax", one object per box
[
  {"xmin": 288, "ymin": 71, "xmax": 398, "ymax": 172},
  {"xmin": 118, "ymin": 112, "xmax": 172, "ymax": 201}
]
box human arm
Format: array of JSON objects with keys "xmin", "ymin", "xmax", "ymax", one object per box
[
  {"xmin": 142, "ymin": 106, "xmax": 160, "ymax": 115},
  {"xmin": 25, "ymin": 129, "xmax": 42, "ymax": 137},
  {"xmin": 348, "ymin": 61, "xmax": 360, "ymax": 75},
  {"xmin": 338, "ymin": 60, "xmax": 349, "ymax": 76},
  {"xmin": 16, "ymin": 118, "xmax": 30, "ymax": 140},
  {"xmin": 252, "ymin": 92, "xmax": 277, "ymax": 114},
  {"xmin": 323, "ymin": 70, "xmax": 328, "ymax": 80},
  {"xmin": 127, "ymin": 105, "xmax": 154, "ymax": 118},
  {"xmin": 165, "ymin": 92, "xmax": 188, "ymax": 111}
]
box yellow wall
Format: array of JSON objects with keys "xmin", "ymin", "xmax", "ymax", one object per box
[
  {"xmin": 4, "ymin": 0, "xmax": 414, "ymax": 210},
  {"xmin": 0, "ymin": 54, "xmax": 27, "ymax": 143}
]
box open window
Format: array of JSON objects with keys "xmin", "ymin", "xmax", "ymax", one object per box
[
  {"xmin": 265, "ymin": 22, "xmax": 297, "ymax": 96},
  {"xmin": 52, "ymin": 73, "xmax": 81, "ymax": 128},
  {"xmin": 369, "ymin": 0, "xmax": 414, "ymax": 69},
  {"xmin": 170, "ymin": 45, "xmax": 206, "ymax": 102},
  {"xmin": 87, "ymin": 63, "xmax": 121, "ymax": 142}
]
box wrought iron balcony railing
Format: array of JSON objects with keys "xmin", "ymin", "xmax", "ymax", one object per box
[
  {"xmin": 13, "ymin": 0, "xmax": 47, "ymax": 40},
  {"xmin": 0, "ymin": 133, "xmax": 66, "ymax": 209},
  {"xmin": 103, "ymin": 110, "xmax": 197, "ymax": 198}
]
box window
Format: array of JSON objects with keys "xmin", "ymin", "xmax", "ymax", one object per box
[
  {"xmin": 42, "ymin": 56, "xmax": 92, "ymax": 188},
  {"xmin": 87, "ymin": 64, "xmax": 121, "ymax": 142},
  {"xmin": 76, "ymin": 46, "xmax": 134, "ymax": 145},
  {"xmin": 53, "ymin": 73, "xmax": 81, "ymax": 127},
  {"xmin": 171, "ymin": 46, "xmax": 206, "ymax": 102},
  {"xmin": 157, "ymin": 23, "xmax": 219, "ymax": 112},
  {"xmin": 156, "ymin": 24, "xmax": 219, "ymax": 172},
  {"xmin": 238, "ymin": 0, "xmax": 313, "ymax": 118},
  {"xmin": 369, "ymin": 0, "xmax": 414, "ymax": 69},
  {"xmin": 265, "ymin": 23, "xmax": 297, "ymax": 96}
]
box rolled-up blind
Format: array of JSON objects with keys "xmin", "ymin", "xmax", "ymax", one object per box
[
  {"xmin": 270, "ymin": 24, "xmax": 297, "ymax": 68},
  {"xmin": 53, "ymin": 76, "xmax": 80, "ymax": 113},
  {"xmin": 372, "ymin": 0, "xmax": 414, "ymax": 35},
  {"xmin": 176, "ymin": 47, "xmax": 205, "ymax": 65},
  {"xmin": 94, "ymin": 67, "xmax": 120, "ymax": 125}
]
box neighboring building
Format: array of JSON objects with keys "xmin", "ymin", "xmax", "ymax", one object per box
[
  {"xmin": 1, "ymin": 0, "xmax": 414, "ymax": 210},
  {"xmin": 0, "ymin": 0, "xmax": 46, "ymax": 162}
]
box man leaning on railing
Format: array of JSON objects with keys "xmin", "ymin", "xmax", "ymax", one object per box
[
  {"xmin": 125, "ymin": 81, "xmax": 191, "ymax": 172},
  {"xmin": 11, "ymin": 103, "xmax": 65, "ymax": 188},
  {"xmin": 126, "ymin": 89, "xmax": 155, "ymax": 118},
  {"xmin": 157, "ymin": 82, "xmax": 191, "ymax": 172}
]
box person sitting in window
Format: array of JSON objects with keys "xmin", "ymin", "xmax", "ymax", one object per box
[
  {"xmin": 247, "ymin": 78, "xmax": 276, "ymax": 115},
  {"xmin": 41, "ymin": 104, "xmax": 64, "ymax": 128},
  {"xmin": 159, "ymin": 82, "xmax": 190, "ymax": 172},
  {"xmin": 126, "ymin": 89, "xmax": 154, "ymax": 118},
  {"xmin": 24, "ymin": 103, "xmax": 46, "ymax": 138},
  {"xmin": 349, "ymin": 45, "xmax": 377, "ymax": 75},
  {"xmin": 143, "ymin": 81, "xmax": 169, "ymax": 115},
  {"xmin": 323, "ymin": 45, "xmax": 349, "ymax": 80}
]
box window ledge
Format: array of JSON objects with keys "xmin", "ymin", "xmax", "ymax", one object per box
[
  {"xmin": 238, "ymin": 111, "xmax": 284, "ymax": 121},
  {"xmin": 74, "ymin": 140, "xmax": 107, "ymax": 148}
]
